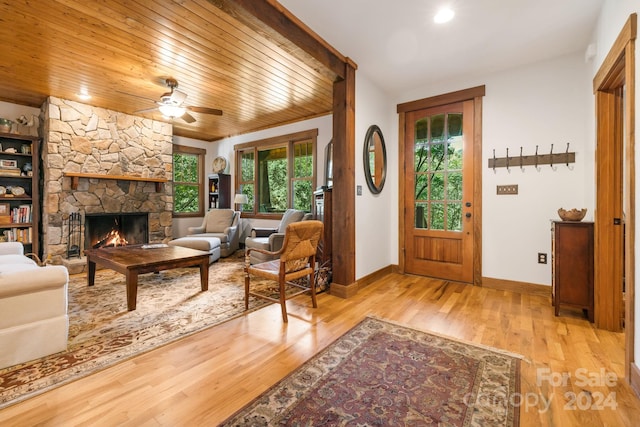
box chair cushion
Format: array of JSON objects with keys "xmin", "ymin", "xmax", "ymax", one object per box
[
  {"xmin": 205, "ymin": 209, "xmax": 234, "ymax": 233},
  {"xmin": 277, "ymin": 209, "xmax": 305, "ymax": 233}
]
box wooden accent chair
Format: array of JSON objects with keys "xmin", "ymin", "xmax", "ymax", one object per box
[{"xmin": 244, "ymin": 220, "xmax": 324, "ymax": 322}]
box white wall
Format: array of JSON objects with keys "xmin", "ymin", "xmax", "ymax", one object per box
[
  {"xmin": 390, "ymin": 52, "xmax": 593, "ymax": 286},
  {"xmin": 355, "ymin": 72, "xmax": 397, "ymax": 278},
  {"xmin": 593, "ymin": 0, "xmax": 640, "ymax": 378}
]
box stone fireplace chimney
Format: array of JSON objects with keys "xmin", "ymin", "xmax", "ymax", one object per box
[{"xmin": 41, "ymin": 97, "xmax": 173, "ymax": 264}]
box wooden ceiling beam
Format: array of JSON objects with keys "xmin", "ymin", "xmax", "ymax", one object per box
[{"xmin": 208, "ymin": 0, "xmax": 351, "ymax": 81}]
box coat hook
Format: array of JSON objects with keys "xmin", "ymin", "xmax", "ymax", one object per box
[
  {"xmin": 565, "ymin": 142, "xmax": 570, "ymax": 167},
  {"xmin": 492, "ymin": 149, "xmax": 496, "ymax": 173},
  {"xmin": 535, "ymin": 145, "xmax": 540, "ymax": 171},
  {"xmin": 519, "ymin": 147, "xmax": 524, "ymax": 171},
  {"xmin": 506, "ymin": 147, "xmax": 510, "ymax": 172},
  {"xmin": 550, "ymin": 144, "xmax": 556, "ymax": 170}
]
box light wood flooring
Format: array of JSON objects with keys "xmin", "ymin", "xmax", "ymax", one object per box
[{"xmin": 0, "ymin": 273, "xmax": 639, "ymax": 426}]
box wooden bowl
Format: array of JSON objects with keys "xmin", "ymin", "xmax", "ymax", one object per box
[{"xmin": 558, "ymin": 208, "xmax": 587, "ymax": 221}]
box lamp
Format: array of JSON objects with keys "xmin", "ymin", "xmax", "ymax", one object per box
[
  {"xmin": 234, "ymin": 193, "xmax": 248, "ymax": 211},
  {"xmin": 158, "ymin": 104, "xmax": 186, "ymax": 118}
]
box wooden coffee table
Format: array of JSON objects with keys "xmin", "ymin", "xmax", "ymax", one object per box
[{"xmin": 85, "ymin": 244, "xmax": 210, "ymax": 311}]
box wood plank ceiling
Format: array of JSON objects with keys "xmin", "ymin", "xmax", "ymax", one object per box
[{"xmin": 0, "ymin": 0, "xmax": 337, "ymax": 141}]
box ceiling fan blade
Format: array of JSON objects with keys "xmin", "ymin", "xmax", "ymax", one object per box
[
  {"xmin": 181, "ymin": 112, "xmax": 197, "ymax": 123},
  {"xmin": 186, "ymin": 106, "xmax": 223, "ymax": 116}
]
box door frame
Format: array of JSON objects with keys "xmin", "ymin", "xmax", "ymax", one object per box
[
  {"xmin": 397, "ymin": 85, "xmax": 485, "ymax": 285},
  {"xmin": 593, "ymin": 13, "xmax": 637, "ymax": 386}
]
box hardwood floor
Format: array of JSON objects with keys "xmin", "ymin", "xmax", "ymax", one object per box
[{"xmin": 1, "ymin": 273, "xmax": 639, "ymax": 426}]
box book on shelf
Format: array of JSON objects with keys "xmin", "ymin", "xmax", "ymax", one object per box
[
  {"xmin": 3, "ymin": 227, "xmax": 32, "ymax": 244},
  {"xmin": 11, "ymin": 205, "xmax": 31, "ymax": 223}
]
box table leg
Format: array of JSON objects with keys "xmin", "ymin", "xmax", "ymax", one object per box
[
  {"xmin": 125, "ymin": 269, "xmax": 139, "ymax": 311},
  {"xmin": 200, "ymin": 258, "xmax": 209, "ymax": 291},
  {"xmin": 87, "ymin": 258, "xmax": 96, "ymax": 286}
]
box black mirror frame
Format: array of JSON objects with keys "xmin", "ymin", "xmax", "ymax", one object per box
[{"xmin": 363, "ymin": 125, "xmax": 387, "ymax": 194}]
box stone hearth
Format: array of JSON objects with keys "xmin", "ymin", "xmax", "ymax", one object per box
[{"xmin": 42, "ymin": 97, "xmax": 174, "ymax": 264}]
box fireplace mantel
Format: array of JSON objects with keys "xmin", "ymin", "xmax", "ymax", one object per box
[{"xmin": 63, "ymin": 172, "xmax": 168, "ymax": 192}]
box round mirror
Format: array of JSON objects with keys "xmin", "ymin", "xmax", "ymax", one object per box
[{"xmin": 363, "ymin": 125, "xmax": 387, "ymax": 194}]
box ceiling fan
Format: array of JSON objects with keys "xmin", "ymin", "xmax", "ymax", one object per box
[{"xmin": 130, "ymin": 78, "xmax": 223, "ymax": 123}]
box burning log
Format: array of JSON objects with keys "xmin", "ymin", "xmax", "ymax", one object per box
[{"xmin": 93, "ymin": 229, "xmax": 129, "ymax": 248}]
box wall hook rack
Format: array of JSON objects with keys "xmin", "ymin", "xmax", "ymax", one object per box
[{"xmin": 488, "ymin": 143, "xmax": 575, "ymax": 170}]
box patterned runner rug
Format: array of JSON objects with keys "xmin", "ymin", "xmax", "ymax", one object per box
[
  {"xmin": 0, "ymin": 253, "xmax": 274, "ymax": 409},
  {"xmin": 221, "ymin": 317, "xmax": 521, "ymax": 426}
]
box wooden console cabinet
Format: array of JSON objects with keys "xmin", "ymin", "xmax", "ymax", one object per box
[{"xmin": 552, "ymin": 221, "xmax": 594, "ymax": 322}]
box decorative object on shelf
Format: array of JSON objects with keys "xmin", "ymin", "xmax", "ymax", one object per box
[
  {"xmin": 0, "ymin": 119, "xmax": 12, "ymax": 134},
  {"xmin": 233, "ymin": 193, "xmax": 248, "ymax": 211},
  {"xmin": 489, "ymin": 143, "xmax": 575, "ymax": 171},
  {"xmin": 212, "ymin": 156, "xmax": 227, "ymax": 173},
  {"xmin": 557, "ymin": 208, "xmax": 587, "ymax": 222},
  {"xmin": 9, "ymin": 186, "xmax": 25, "ymax": 196},
  {"xmin": 0, "ymin": 159, "xmax": 17, "ymax": 169},
  {"xmin": 22, "ymin": 162, "xmax": 32, "ymax": 175}
]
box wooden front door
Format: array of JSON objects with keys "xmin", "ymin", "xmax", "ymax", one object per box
[{"xmin": 403, "ymin": 100, "xmax": 475, "ymax": 283}]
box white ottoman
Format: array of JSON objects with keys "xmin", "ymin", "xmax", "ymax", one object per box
[{"xmin": 168, "ymin": 237, "xmax": 221, "ymax": 264}]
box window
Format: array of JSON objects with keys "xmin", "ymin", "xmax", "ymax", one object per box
[
  {"xmin": 173, "ymin": 144, "xmax": 205, "ymax": 217},
  {"xmin": 235, "ymin": 129, "xmax": 317, "ymax": 217}
]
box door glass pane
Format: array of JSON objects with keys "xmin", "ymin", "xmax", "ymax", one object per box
[
  {"xmin": 413, "ymin": 110, "xmax": 464, "ymax": 232},
  {"xmin": 431, "ymin": 114, "xmax": 445, "ymax": 142},
  {"xmin": 447, "ymin": 202, "xmax": 462, "ymax": 231},
  {"xmin": 447, "ymin": 172, "xmax": 462, "ymax": 201},
  {"xmin": 430, "ymin": 172, "xmax": 444, "ymax": 200},
  {"xmin": 415, "ymin": 203, "xmax": 428, "ymax": 229},
  {"xmin": 415, "ymin": 174, "xmax": 428, "ymax": 200},
  {"xmin": 429, "ymin": 202, "xmax": 444, "ymax": 229}
]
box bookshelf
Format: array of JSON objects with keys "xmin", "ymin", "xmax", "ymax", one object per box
[{"xmin": 0, "ymin": 133, "xmax": 40, "ymax": 256}]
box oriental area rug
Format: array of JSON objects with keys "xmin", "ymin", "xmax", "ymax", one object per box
[
  {"xmin": 0, "ymin": 252, "xmax": 278, "ymax": 409},
  {"xmin": 221, "ymin": 317, "xmax": 522, "ymax": 427}
]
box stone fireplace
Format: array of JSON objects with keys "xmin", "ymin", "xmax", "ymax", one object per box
[{"xmin": 41, "ymin": 97, "xmax": 174, "ymax": 264}]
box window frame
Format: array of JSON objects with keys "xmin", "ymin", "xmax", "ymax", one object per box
[
  {"xmin": 172, "ymin": 144, "xmax": 206, "ymax": 218},
  {"xmin": 234, "ymin": 129, "xmax": 318, "ymax": 219}
]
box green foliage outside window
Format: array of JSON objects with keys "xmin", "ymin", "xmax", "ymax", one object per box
[{"xmin": 173, "ymin": 152, "xmax": 201, "ymax": 214}]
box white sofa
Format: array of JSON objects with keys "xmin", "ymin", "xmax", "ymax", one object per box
[{"xmin": 0, "ymin": 242, "xmax": 69, "ymax": 369}]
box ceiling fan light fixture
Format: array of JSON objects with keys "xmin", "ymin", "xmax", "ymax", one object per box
[{"xmin": 158, "ymin": 104, "xmax": 186, "ymax": 118}]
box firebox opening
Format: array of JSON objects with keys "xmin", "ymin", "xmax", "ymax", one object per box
[{"xmin": 85, "ymin": 213, "xmax": 149, "ymax": 250}]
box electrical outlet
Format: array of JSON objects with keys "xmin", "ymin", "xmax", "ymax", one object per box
[
  {"xmin": 538, "ymin": 253, "xmax": 547, "ymax": 264},
  {"xmin": 497, "ymin": 184, "xmax": 518, "ymax": 195},
  {"xmin": 357, "ymin": 185, "xmax": 362, "ymax": 196}
]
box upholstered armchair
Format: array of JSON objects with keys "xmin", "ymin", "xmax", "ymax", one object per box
[
  {"xmin": 244, "ymin": 209, "xmax": 313, "ymax": 264},
  {"xmin": 187, "ymin": 209, "xmax": 240, "ymax": 257}
]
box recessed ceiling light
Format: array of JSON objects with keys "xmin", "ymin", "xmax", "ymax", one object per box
[
  {"xmin": 77, "ymin": 88, "xmax": 92, "ymax": 101},
  {"xmin": 434, "ymin": 7, "xmax": 455, "ymax": 24}
]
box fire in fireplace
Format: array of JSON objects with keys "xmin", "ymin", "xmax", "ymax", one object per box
[{"xmin": 85, "ymin": 213, "xmax": 149, "ymax": 250}]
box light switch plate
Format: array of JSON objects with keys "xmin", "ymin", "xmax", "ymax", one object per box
[
  {"xmin": 497, "ymin": 184, "xmax": 518, "ymax": 195},
  {"xmin": 357, "ymin": 185, "xmax": 362, "ymax": 196}
]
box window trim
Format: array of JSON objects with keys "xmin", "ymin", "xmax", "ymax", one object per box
[
  {"xmin": 172, "ymin": 144, "xmax": 206, "ymax": 218},
  {"xmin": 235, "ymin": 129, "xmax": 318, "ymax": 219}
]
